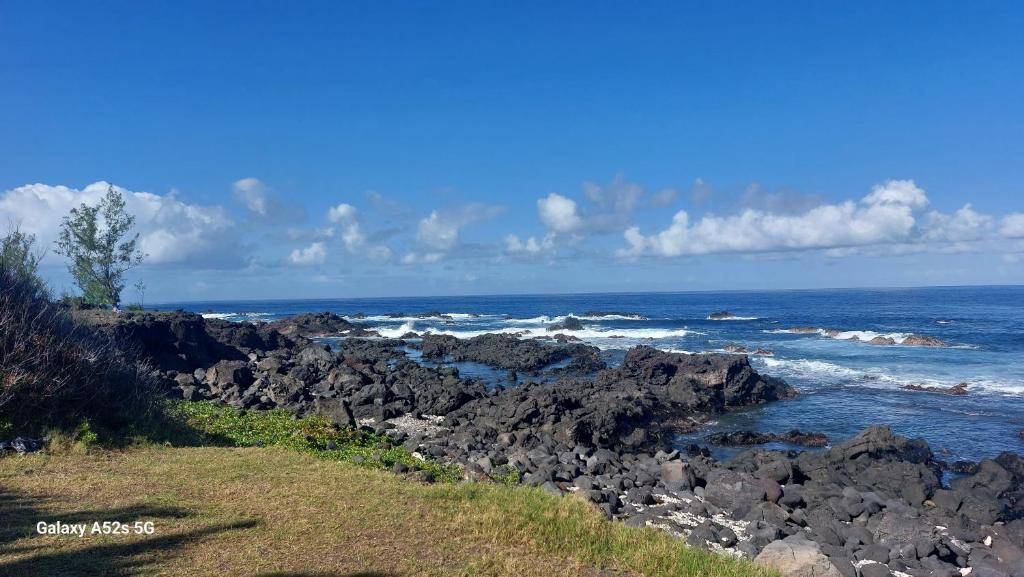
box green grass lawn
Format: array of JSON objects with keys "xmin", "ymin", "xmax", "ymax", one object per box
[{"xmin": 0, "ymin": 403, "xmax": 776, "ymax": 577}]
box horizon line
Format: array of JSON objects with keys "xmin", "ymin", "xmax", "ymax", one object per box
[{"xmin": 148, "ymin": 282, "xmax": 1024, "ymax": 306}]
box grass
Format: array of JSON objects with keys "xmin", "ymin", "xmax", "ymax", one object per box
[
  {"xmin": 0, "ymin": 401, "xmax": 775, "ymax": 576},
  {"xmin": 0, "ymin": 445, "xmax": 775, "ymax": 577},
  {"xmin": 162, "ymin": 401, "xmax": 463, "ymax": 483}
]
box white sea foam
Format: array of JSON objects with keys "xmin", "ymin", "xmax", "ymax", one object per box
[
  {"xmin": 373, "ymin": 321, "xmax": 423, "ymax": 338},
  {"xmin": 759, "ymin": 357, "xmax": 1024, "ymax": 395},
  {"xmin": 505, "ymin": 315, "xmax": 567, "ymax": 326},
  {"xmin": 706, "ymin": 315, "xmax": 759, "ymax": 321},
  {"xmin": 765, "ymin": 328, "xmax": 912, "ymax": 343},
  {"xmin": 504, "ymin": 313, "xmax": 649, "ymax": 325},
  {"xmin": 351, "ymin": 312, "xmax": 493, "ymax": 322},
  {"xmin": 200, "ymin": 312, "xmax": 235, "ymax": 319},
  {"xmin": 371, "ymin": 321, "xmax": 702, "ymax": 349}
]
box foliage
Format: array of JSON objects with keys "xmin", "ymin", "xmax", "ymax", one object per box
[
  {"xmin": 490, "ymin": 464, "xmax": 522, "ymax": 486},
  {"xmin": 166, "ymin": 400, "xmax": 463, "ymax": 482},
  {"xmin": 132, "ymin": 278, "xmax": 146, "ymax": 309},
  {"xmin": 0, "ymin": 260, "xmax": 161, "ymax": 432},
  {"xmin": 1, "ymin": 446, "xmax": 775, "ymax": 577},
  {"xmin": 0, "ymin": 224, "xmax": 44, "ymax": 289},
  {"xmin": 54, "ymin": 185, "xmax": 145, "ymax": 308}
]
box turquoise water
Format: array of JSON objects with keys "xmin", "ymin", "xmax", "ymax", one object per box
[{"xmin": 155, "ymin": 286, "xmax": 1024, "ymax": 461}]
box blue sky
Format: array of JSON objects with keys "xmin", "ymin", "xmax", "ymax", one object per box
[{"xmin": 2, "ymin": 1, "xmax": 1023, "ymax": 301}]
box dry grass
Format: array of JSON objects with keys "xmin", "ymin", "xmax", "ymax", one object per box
[{"xmin": 0, "ymin": 446, "xmax": 775, "ymax": 577}]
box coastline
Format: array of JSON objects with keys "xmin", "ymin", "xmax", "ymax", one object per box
[{"xmin": 64, "ymin": 308, "xmax": 1024, "ymax": 577}]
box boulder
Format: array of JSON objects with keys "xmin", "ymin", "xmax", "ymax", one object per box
[
  {"xmin": 547, "ymin": 316, "xmax": 583, "ymax": 332},
  {"xmin": 901, "ymin": 334, "xmax": 949, "ymax": 347},
  {"xmin": 755, "ymin": 537, "xmax": 845, "ymax": 577}
]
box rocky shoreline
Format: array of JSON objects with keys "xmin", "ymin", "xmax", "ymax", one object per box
[{"xmin": 88, "ymin": 310, "xmax": 1023, "ymax": 577}]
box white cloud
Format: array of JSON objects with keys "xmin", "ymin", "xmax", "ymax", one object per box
[
  {"xmin": 417, "ymin": 210, "xmax": 459, "ymax": 250},
  {"xmin": 327, "ymin": 203, "xmax": 357, "ymax": 224},
  {"xmin": 326, "ymin": 202, "xmax": 365, "ymax": 252},
  {"xmin": 0, "ymin": 181, "xmax": 242, "ymax": 267},
  {"xmin": 1000, "ymin": 213, "xmax": 1024, "ymax": 238},
  {"xmin": 289, "ymin": 242, "xmax": 327, "ymax": 265},
  {"xmin": 415, "ymin": 204, "xmax": 502, "ymax": 253},
  {"xmin": 922, "ymin": 204, "xmax": 992, "ymax": 242},
  {"xmin": 537, "ymin": 193, "xmax": 581, "ymax": 234},
  {"xmin": 862, "ymin": 179, "xmax": 929, "ymax": 210},
  {"xmin": 618, "ymin": 179, "xmax": 930, "ymax": 258},
  {"xmin": 401, "ymin": 251, "xmax": 444, "ymax": 265},
  {"xmin": 505, "ymin": 233, "xmax": 554, "ymax": 255},
  {"xmin": 233, "ymin": 177, "xmax": 268, "ymax": 216}
]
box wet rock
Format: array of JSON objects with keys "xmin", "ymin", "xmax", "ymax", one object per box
[
  {"xmin": 707, "ymin": 429, "xmax": 828, "ymax": 448},
  {"xmin": 547, "ymin": 316, "xmax": 583, "ymax": 332},
  {"xmin": 901, "ymin": 335, "xmax": 950, "ymax": 347},
  {"xmin": 902, "ymin": 382, "xmax": 968, "ymax": 396},
  {"xmin": 265, "ymin": 311, "xmax": 378, "ymax": 338}
]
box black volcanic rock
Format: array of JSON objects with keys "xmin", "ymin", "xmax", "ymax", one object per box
[
  {"xmin": 546, "ymin": 316, "xmax": 584, "ymax": 331},
  {"xmin": 707, "ymin": 430, "xmax": 828, "ymax": 448},
  {"xmin": 603, "ymin": 346, "xmax": 796, "ymax": 413},
  {"xmin": 265, "ymin": 312, "xmax": 377, "ymax": 337},
  {"xmin": 420, "ymin": 333, "xmax": 603, "ymax": 373}
]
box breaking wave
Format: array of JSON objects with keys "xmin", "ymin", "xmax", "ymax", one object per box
[{"xmin": 758, "ymin": 357, "xmax": 1023, "ymax": 395}]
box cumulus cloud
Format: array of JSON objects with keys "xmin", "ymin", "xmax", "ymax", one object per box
[
  {"xmin": 862, "ymin": 180, "xmax": 929, "ymax": 209},
  {"xmin": 922, "ymin": 204, "xmax": 992, "ymax": 242},
  {"xmin": 233, "ymin": 177, "xmax": 268, "ymax": 215},
  {"xmin": 417, "ymin": 210, "xmax": 459, "ymax": 251},
  {"xmin": 0, "ymin": 181, "xmax": 244, "ymax": 268},
  {"xmin": 232, "ymin": 177, "xmax": 305, "ymax": 223},
  {"xmin": 326, "ymin": 202, "xmax": 365, "ymax": 252},
  {"xmin": 618, "ymin": 179, "xmax": 937, "ymax": 258},
  {"xmin": 1001, "ymin": 213, "xmax": 1024, "ymax": 238},
  {"xmin": 505, "ymin": 233, "xmax": 554, "ymax": 255},
  {"xmin": 288, "ymin": 241, "xmax": 327, "ymax": 265},
  {"xmin": 415, "ymin": 204, "xmax": 503, "ymax": 254},
  {"xmin": 537, "ymin": 193, "xmax": 581, "ymax": 234}
]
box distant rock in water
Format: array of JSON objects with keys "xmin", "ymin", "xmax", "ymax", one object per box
[
  {"xmin": 901, "ymin": 334, "xmax": 949, "ymax": 347},
  {"xmin": 546, "ymin": 316, "xmax": 583, "ymax": 332},
  {"xmin": 722, "ymin": 344, "xmax": 774, "ymax": 356},
  {"xmin": 902, "ymin": 382, "xmax": 968, "ymax": 395},
  {"xmin": 266, "ymin": 312, "xmax": 378, "ymax": 338},
  {"xmin": 706, "ymin": 429, "xmax": 828, "ymax": 447},
  {"xmin": 784, "ymin": 326, "xmax": 950, "ymax": 347},
  {"xmin": 707, "ymin": 311, "xmax": 737, "ymax": 320}
]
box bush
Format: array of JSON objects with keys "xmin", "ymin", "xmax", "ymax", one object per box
[{"xmin": 0, "ymin": 261, "xmax": 161, "ymax": 433}]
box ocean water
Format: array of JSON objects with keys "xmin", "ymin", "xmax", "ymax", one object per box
[{"xmin": 154, "ymin": 286, "xmax": 1024, "ymax": 462}]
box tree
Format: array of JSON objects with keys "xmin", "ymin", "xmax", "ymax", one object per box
[
  {"xmin": 55, "ymin": 186, "xmax": 145, "ymax": 308},
  {"xmin": 133, "ymin": 278, "xmax": 146, "ymax": 309},
  {"xmin": 0, "ymin": 223, "xmax": 45, "ymax": 288}
]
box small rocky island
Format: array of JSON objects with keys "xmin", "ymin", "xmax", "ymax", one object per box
[{"xmin": 88, "ymin": 311, "xmax": 1024, "ymax": 577}]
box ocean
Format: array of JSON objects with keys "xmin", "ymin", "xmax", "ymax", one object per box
[{"xmin": 153, "ymin": 285, "xmax": 1024, "ymax": 462}]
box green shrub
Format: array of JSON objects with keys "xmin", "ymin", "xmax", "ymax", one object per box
[{"xmin": 0, "ymin": 261, "xmax": 161, "ymax": 433}]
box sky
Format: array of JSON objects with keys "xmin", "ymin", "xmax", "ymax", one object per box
[{"xmin": 1, "ymin": 1, "xmax": 1023, "ymax": 302}]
